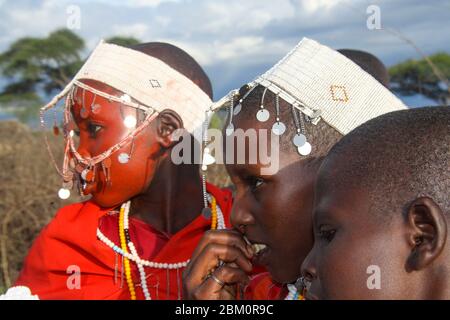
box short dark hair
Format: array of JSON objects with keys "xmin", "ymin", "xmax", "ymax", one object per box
[
  {"xmin": 337, "ymin": 49, "xmax": 390, "ymax": 88},
  {"xmin": 321, "ymin": 106, "xmax": 450, "ymax": 221}
]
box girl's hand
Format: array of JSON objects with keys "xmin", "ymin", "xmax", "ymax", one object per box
[{"xmin": 182, "ymin": 229, "xmax": 254, "ymax": 300}]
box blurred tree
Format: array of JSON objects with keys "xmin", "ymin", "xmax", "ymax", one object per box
[
  {"xmin": 0, "ymin": 30, "xmax": 141, "ymax": 123},
  {"xmin": 0, "ymin": 29, "xmax": 85, "ymax": 123},
  {"xmin": 389, "ymin": 52, "xmax": 450, "ymax": 104},
  {"xmin": 0, "ymin": 28, "xmax": 84, "ymax": 95},
  {"xmin": 106, "ymin": 36, "xmax": 140, "ymax": 47}
]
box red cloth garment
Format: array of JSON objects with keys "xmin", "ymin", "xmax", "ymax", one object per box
[
  {"xmin": 15, "ymin": 183, "xmax": 233, "ymax": 300},
  {"xmin": 244, "ymin": 272, "xmax": 285, "ymax": 300}
]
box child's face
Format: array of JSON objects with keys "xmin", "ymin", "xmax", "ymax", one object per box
[
  {"xmin": 301, "ymin": 161, "xmax": 418, "ymax": 299},
  {"xmin": 225, "ymin": 111, "xmax": 320, "ymax": 284},
  {"xmin": 71, "ymin": 80, "xmax": 161, "ymax": 208}
]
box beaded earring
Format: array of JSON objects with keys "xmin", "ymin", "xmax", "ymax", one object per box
[
  {"xmin": 271, "ymin": 94, "xmax": 286, "ymax": 136},
  {"xmin": 225, "ymin": 95, "xmax": 235, "ymax": 136},
  {"xmin": 256, "ymin": 87, "xmax": 270, "ymax": 122},
  {"xmin": 292, "ymin": 105, "xmax": 312, "ymax": 156},
  {"xmin": 200, "ymin": 110, "xmax": 216, "ymax": 218}
]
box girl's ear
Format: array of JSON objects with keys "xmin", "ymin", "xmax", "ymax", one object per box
[
  {"xmin": 156, "ymin": 109, "xmax": 183, "ymax": 148},
  {"xmin": 406, "ymin": 197, "xmax": 447, "ymax": 271}
]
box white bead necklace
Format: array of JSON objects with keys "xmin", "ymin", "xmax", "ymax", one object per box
[{"xmin": 96, "ymin": 193, "xmax": 225, "ymax": 299}]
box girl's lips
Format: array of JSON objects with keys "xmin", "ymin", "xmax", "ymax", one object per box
[
  {"xmin": 251, "ymin": 244, "xmax": 270, "ymax": 266},
  {"xmin": 244, "ymin": 236, "xmax": 268, "ymax": 261}
]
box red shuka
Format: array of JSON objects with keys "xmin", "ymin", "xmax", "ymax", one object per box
[
  {"xmin": 15, "ymin": 183, "xmax": 233, "ymax": 300},
  {"xmin": 245, "ymin": 272, "xmax": 285, "ymax": 300}
]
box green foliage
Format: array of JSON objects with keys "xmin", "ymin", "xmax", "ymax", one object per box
[
  {"xmin": 209, "ymin": 112, "xmax": 225, "ymax": 130},
  {"xmin": 106, "ymin": 36, "xmax": 140, "ymax": 47},
  {"xmin": 389, "ymin": 52, "xmax": 449, "ymax": 103},
  {"xmin": 0, "ymin": 29, "xmax": 85, "ymax": 94}
]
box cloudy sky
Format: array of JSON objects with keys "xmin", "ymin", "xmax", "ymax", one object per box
[{"xmin": 0, "ymin": 0, "xmax": 449, "ymax": 99}]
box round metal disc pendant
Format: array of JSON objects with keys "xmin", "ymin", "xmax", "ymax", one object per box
[
  {"xmin": 118, "ymin": 153, "xmax": 130, "ymax": 164},
  {"xmin": 256, "ymin": 109, "xmax": 270, "ymax": 122},
  {"xmin": 202, "ymin": 207, "xmax": 212, "ymax": 219},
  {"xmin": 297, "ymin": 142, "xmax": 312, "ymax": 156},
  {"xmin": 202, "ymin": 153, "xmax": 216, "ymax": 166},
  {"xmin": 80, "ymin": 107, "xmax": 89, "ymax": 119},
  {"xmin": 58, "ymin": 188, "xmax": 71, "ymax": 200},
  {"xmin": 124, "ymin": 115, "xmax": 137, "ymax": 129},
  {"xmin": 233, "ymin": 103, "xmax": 242, "ymax": 115},
  {"xmin": 272, "ymin": 122, "xmax": 286, "ymax": 135},
  {"xmin": 91, "ymin": 104, "xmax": 101, "ymax": 114},
  {"xmin": 293, "ymin": 133, "xmax": 307, "ymax": 147},
  {"xmin": 225, "ymin": 123, "xmax": 234, "ymax": 136}
]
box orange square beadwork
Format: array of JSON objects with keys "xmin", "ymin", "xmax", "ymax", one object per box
[{"xmin": 330, "ymin": 85, "xmax": 349, "ymax": 102}]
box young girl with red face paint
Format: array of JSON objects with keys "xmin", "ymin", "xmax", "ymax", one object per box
[{"xmin": 13, "ymin": 41, "xmax": 234, "ymax": 300}]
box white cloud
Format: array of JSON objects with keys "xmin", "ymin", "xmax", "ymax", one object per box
[
  {"xmin": 111, "ymin": 23, "xmax": 149, "ymax": 39},
  {"xmin": 297, "ymin": 0, "xmax": 350, "ymax": 13},
  {"xmin": 129, "ymin": 0, "xmax": 179, "ymax": 6},
  {"xmin": 203, "ymin": 0, "xmax": 295, "ymax": 33}
]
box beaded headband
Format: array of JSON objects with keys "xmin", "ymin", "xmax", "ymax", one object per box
[
  {"xmin": 40, "ymin": 40, "xmax": 212, "ymax": 199},
  {"xmin": 202, "ymin": 37, "xmax": 407, "ymax": 168}
]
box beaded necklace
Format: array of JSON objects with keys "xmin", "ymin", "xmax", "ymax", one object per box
[
  {"xmin": 285, "ymin": 284, "xmax": 305, "ymax": 300},
  {"xmin": 97, "ymin": 193, "xmax": 224, "ymax": 300}
]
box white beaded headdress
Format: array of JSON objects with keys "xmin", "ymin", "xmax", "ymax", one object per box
[
  {"xmin": 41, "ymin": 40, "xmax": 212, "ymax": 199},
  {"xmin": 203, "ymin": 37, "xmax": 407, "ymax": 160}
]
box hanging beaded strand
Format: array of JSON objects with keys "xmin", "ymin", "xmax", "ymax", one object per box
[
  {"xmin": 124, "ymin": 201, "xmax": 151, "ymax": 300},
  {"xmin": 200, "ymin": 109, "xmax": 216, "ymax": 220},
  {"xmin": 271, "ymin": 94, "xmax": 286, "ymax": 136},
  {"xmin": 225, "ymin": 94, "xmax": 235, "ymax": 136},
  {"xmin": 118, "ymin": 204, "xmax": 137, "ymax": 300},
  {"xmin": 210, "ymin": 196, "xmax": 217, "ymax": 230},
  {"xmin": 256, "ymin": 87, "xmax": 270, "ymax": 122},
  {"xmin": 291, "ymin": 105, "xmax": 312, "ymax": 156}
]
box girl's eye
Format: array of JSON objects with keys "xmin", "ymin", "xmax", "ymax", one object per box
[
  {"xmin": 248, "ymin": 177, "xmax": 264, "ymax": 191},
  {"xmin": 318, "ymin": 227, "xmax": 336, "ymax": 243},
  {"xmin": 74, "ymin": 130, "xmax": 80, "ymax": 137},
  {"xmin": 88, "ymin": 123, "xmax": 103, "ymax": 137}
]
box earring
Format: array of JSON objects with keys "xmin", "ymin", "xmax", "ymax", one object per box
[
  {"xmin": 225, "ymin": 95, "xmax": 235, "ymax": 136},
  {"xmin": 292, "ymin": 105, "xmax": 311, "ymax": 156},
  {"xmin": 233, "ymin": 98, "xmax": 242, "ymax": 115},
  {"xmin": 271, "ymin": 94, "xmax": 286, "ymax": 135},
  {"xmin": 58, "ymin": 180, "xmax": 73, "ymax": 200},
  {"xmin": 256, "ymin": 87, "xmax": 270, "ymax": 122}
]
